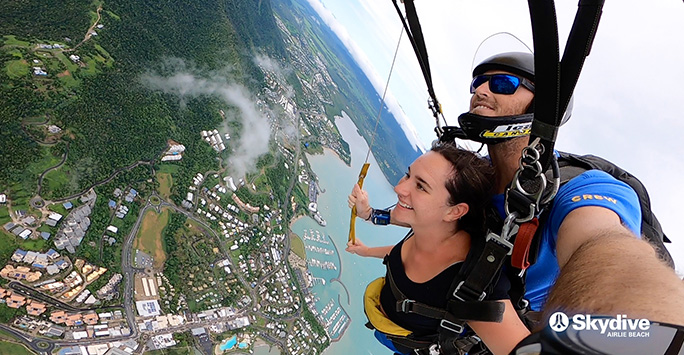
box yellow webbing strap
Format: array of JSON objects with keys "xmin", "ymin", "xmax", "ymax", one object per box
[
  {"xmin": 364, "ymin": 277, "xmax": 412, "ymax": 337},
  {"xmin": 348, "ymin": 162, "xmax": 370, "ymax": 244}
]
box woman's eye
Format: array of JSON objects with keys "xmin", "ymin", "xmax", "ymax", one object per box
[
  {"xmin": 416, "ymin": 183, "xmax": 425, "ymax": 191},
  {"xmin": 404, "ymin": 172, "xmax": 410, "ymax": 179}
]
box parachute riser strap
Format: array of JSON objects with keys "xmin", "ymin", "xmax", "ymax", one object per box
[
  {"xmin": 528, "ymin": 0, "xmax": 605, "ymax": 171},
  {"xmin": 392, "ymin": 0, "xmax": 448, "ymax": 140},
  {"xmin": 527, "ymin": 0, "xmax": 560, "ymax": 172}
]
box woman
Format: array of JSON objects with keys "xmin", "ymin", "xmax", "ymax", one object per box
[{"xmin": 347, "ymin": 144, "xmax": 529, "ymax": 355}]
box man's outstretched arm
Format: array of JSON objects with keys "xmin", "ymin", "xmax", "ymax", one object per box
[{"xmin": 546, "ymin": 206, "xmax": 684, "ymax": 325}]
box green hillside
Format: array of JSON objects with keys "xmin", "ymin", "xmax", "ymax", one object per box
[{"xmin": 0, "ymin": 0, "xmax": 287, "ymax": 200}]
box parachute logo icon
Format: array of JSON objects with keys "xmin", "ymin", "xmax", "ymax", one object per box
[{"xmin": 549, "ymin": 312, "xmax": 570, "ymax": 332}]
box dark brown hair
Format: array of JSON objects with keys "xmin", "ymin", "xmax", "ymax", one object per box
[{"xmin": 431, "ymin": 144, "xmax": 495, "ymax": 237}]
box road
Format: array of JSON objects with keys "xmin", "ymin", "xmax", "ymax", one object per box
[
  {"xmin": 8, "ymin": 282, "xmax": 122, "ymax": 313},
  {"xmin": 1, "ymin": 127, "xmax": 310, "ymax": 353},
  {"xmin": 0, "ymin": 324, "xmax": 54, "ymax": 354},
  {"xmin": 35, "ymin": 142, "xmax": 69, "ymax": 196}
]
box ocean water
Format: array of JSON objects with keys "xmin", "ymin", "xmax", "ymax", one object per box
[{"xmin": 291, "ymin": 111, "xmax": 411, "ymax": 355}]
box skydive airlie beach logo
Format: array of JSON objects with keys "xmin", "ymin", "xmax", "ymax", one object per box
[{"xmin": 549, "ymin": 312, "xmax": 651, "ymax": 338}]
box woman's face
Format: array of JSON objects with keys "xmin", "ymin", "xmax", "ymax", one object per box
[{"xmin": 393, "ymin": 151, "xmax": 457, "ymax": 228}]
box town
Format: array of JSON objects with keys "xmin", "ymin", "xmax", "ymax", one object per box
[{"xmin": 0, "ymin": 1, "xmax": 357, "ymax": 353}]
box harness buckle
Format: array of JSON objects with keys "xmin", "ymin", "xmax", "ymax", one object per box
[
  {"xmin": 452, "ymin": 281, "xmax": 487, "ymax": 302},
  {"xmin": 400, "ymin": 299, "xmax": 415, "ymax": 313},
  {"xmin": 485, "ymin": 232, "xmax": 514, "ymax": 256},
  {"xmin": 439, "ymin": 319, "xmax": 464, "ymax": 334}
]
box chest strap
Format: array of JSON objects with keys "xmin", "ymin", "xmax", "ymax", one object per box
[{"xmin": 385, "ymin": 248, "xmax": 505, "ymax": 330}]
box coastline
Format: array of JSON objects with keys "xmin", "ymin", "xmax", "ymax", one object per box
[
  {"xmin": 322, "ymin": 146, "xmax": 347, "ymax": 166},
  {"xmin": 289, "ymin": 214, "xmax": 307, "ymax": 228}
]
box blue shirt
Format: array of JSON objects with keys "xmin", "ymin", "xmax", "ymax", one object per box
[{"xmin": 492, "ymin": 170, "xmax": 642, "ymax": 311}]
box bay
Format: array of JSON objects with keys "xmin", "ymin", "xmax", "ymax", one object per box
[{"xmin": 291, "ymin": 111, "xmax": 410, "ymax": 354}]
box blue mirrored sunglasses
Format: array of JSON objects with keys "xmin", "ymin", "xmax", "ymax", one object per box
[{"xmin": 470, "ymin": 74, "xmax": 535, "ymax": 95}]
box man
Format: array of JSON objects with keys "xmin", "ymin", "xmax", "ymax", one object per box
[
  {"xmin": 353, "ymin": 52, "xmax": 684, "ymax": 328},
  {"xmin": 464, "ymin": 52, "xmax": 684, "ymax": 325}
]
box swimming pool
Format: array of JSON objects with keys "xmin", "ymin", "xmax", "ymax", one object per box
[{"xmin": 220, "ymin": 335, "xmax": 237, "ymax": 351}]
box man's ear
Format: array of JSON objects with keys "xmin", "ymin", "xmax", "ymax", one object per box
[{"xmin": 444, "ymin": 202, "xmax": 469, "ymax": 223}]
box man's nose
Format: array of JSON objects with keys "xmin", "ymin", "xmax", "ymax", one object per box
[{"xmin": 474, "ymin": 81, "xmax": 491, "ymax": 96}]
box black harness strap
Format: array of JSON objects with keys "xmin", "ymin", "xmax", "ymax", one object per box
[
  {"xmin": 385, "ymin": 255, "xmax": 504, "ymax": 324},
  {"xmin": 527, "ymin": 0, "xmax": 605, "ymax": 173}
]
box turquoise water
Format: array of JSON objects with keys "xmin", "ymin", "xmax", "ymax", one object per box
[
  {"xmin": 291, "ymin": 111, "xmax": 411, "ymax": 354},
  {"xmin": 220, "ymin": 335, "xmax": 237, "ymax": 351},
  {"xmin": 253, "ymin": 344, "xmax": 279, "ymax": 355}
]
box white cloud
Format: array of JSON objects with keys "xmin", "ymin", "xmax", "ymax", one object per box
[{"xmin": 141, "ymin": 61, "xmax": 271, "ymax": 179}]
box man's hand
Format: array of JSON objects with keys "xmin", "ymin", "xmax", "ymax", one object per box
[{"xmin": 348, "ymin": 183, "xmax": 372, "ymax": 220}]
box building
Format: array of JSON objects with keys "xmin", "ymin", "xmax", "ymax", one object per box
[
  {"xmin": 65, "ymin": 313, "xmax": 83, "ymax": 327},
  {"xmin": 50, "ymin": 310, "xmax": 68, "ymax": 324},
  {"xmin": 23, "ymin": 251, "xmax": 38, "ymax": 264},
  {"xmin": 47, "ymin": 125, "xmax": 62, "ymax": 133},
  {"xmin": 83, "ymin": 312, "xmax": 99, "ymax": 325},
  {"xmin": 6, "ymin": 294, "xmax": 26, "ymax": 308},
  {"xmin": 40, "ymin": 232, "xmax": 51, "ymax": 240},
  {"xmin": 26, "ymin": 301, "xmax": 47, "ymax": 316},
  {"xmin": 33, "ymin": 67, "xmax": 47, "ymax": 76},
  {"xmin": 161, "ymin": 154, "xmax": 182, "ymax": 162},
  {"xmin": 72, "ymin": 330, "xmax": 88, "ymax": 340},
  {"xmin": 19, "ymin": 229, "xmax": 32, "ymax": 239},
  {"xmin": 55, "ymin": 260, "xmax": 69, "ymax": 269},
  {"xmin": 106, "ymin": 225, "xmax": 118, "ymax": 234},
  {"xmin": 124, "ymin": 188, "xmax": 138, "ymax": 203},
  {"xmin": 3, "ymin": 222, "xmax": 15, "ymax": 232},
  {"xmin": 135, "ymin": 300, "xmax": 161, "ymax": 317},
  {"xmin": 63, "ymin": 202, "xmax": 73, "ymax": 209},
  {"xmin": 0, "ymin": 265, "xmax": 42, "ymax": 282},
  {"xmin": 11, "ymin": 249, "xmax": 27, "ymax": 262},
  {"xmin": 46, "ymin": 249, "xmax": 60, "ymax": 260},
  {"xmin": 0, "ymin": 194, "xmax": 6, "ymax": 204},
  {"xmin": 11, "ymin": 226, "xmax": 25, "ymax": 236},
  {"xmin": 46, "ymin": 264, "xmax": 60, "ymax": 275},
  {"xmin": 44, "ymin": 325, "xmax": 65, "ymax": 337}
]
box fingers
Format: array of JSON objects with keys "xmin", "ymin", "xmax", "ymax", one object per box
[
  {"xmin": 345, "ymin": 242, "xmax": 357, "ymax": 254},
  {"xmin": 352, "ymin": 183, "xmax": 362, "ymax": 194},
  {"xmin": 346, "ymin": 239, "xmax": 368, "ymax": 257},
  {"xmin": 347, "ymin": 194, "xmax": 356, "ymax": 209}
]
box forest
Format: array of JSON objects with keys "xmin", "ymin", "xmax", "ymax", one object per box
[{"xmin": 0, "ymin": 0, "xmax": 288, "ymax": 199}]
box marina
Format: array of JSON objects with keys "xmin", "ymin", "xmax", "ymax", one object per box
[
  {"xmin": 302, "ymin": 229, "xmax": 330, "ymax": 245},
  {"xmin": 305, "ymin": 244, "xmax": 334, "ymax": 255},
  {"xmin": 307, "ymin": 258, "xmax": 337, "ymax": 270},
  {"xmin": 321, "ymin": 299, "xmax": 335, "ymax": 316}
]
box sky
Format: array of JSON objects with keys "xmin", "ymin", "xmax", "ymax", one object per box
[{"xmin": 309, "ymin": 0, "xmax": 684, "ymax": 272}]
